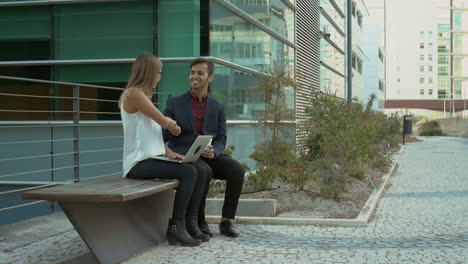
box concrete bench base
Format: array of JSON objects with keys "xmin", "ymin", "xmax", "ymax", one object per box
[
  {"xmin": 59, "ymin": 190, "xmax": 174, "ymax": 264},
  {"xmin": 205, "ymin": 198, "xmax": 276, "ymax": 217}
]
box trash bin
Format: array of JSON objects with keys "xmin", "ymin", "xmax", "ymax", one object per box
[{"xmin": 403, "ymin": 119, "xmax": 413, "ymax": 135}]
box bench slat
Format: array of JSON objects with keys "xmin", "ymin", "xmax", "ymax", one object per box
[{"xmin": 22, "ymin": 175, "xmax": 179, "ymax": 202}]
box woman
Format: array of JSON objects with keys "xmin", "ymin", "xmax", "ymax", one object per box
[{"xmin": 120, "ymin": 54, "xmax": 210, "ymax": 246}]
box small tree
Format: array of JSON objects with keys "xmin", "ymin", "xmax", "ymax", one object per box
[{"xmin": 248, "ymin": 65, "xmax": 299, "ymax": 189}]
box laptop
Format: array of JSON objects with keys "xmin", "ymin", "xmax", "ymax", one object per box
[{"xmin": 151, "ymin": 135, "xmax": 212, "ymax": 163}]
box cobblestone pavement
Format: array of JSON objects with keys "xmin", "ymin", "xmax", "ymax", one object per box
[
  {"xmin": 124, "ymin": 137, "xmax": 468, "ymax": 264},
  {"xmin": 1, "ymin": 137, "xmax": 467, "ymax": 264}
]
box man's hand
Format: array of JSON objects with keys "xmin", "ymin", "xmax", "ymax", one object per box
[
  {"xmin": 202, "ymin": 144, "xmax": 216, "ymax": 159},
  {"xmin": 165, "ymin": 117, "xmax": 181, "ymax": 136}
]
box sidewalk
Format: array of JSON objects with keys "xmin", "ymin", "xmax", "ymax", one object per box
[{"xmin": 1, "ymin": 136, "xmax": 467, "ymax": 264}]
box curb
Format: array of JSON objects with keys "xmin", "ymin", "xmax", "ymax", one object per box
[
  {"xmin": 395, "ymin": 144, "xmax": 406, "ymax": 154},
  {"xmin": 205, "ymin": 198, "xmax": 276, "ymax": 217},
  {"xmin": 206, "ymin": 161, "xmax": 398, "ymax": 227}
]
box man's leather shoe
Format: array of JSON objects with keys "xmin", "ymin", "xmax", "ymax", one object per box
[
  {"xmin": 198, "ymin": 221, "xmax": 213, "ymax": 238},
  {"xmin": 219, "ymin": 220, "xmax": 239, "ymax": 238}
]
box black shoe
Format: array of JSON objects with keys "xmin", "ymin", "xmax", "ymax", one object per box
[
  {"xmin": 167, "ymin": 219, "xmax": 201, "ymax": 247},
  {"xmin": 198, "ymin": 221, "xmax": 214, "ymax": 238},
  {"xmin": 219, "ymin": 220, "xmax": 239, "ymax": 238},
  {"xmin": 186, "ymin": 216, "xmax": 210, "ymax": 242}
]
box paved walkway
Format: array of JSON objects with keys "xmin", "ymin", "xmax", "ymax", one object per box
[
  {"xmin": 125, "ymin": 137, "xmax": 468, "ymax": 264},
  {"xmin": 1, "ymin": 136, "xmax": 467, "ymax": 263}
]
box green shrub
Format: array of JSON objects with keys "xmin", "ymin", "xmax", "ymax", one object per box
[
  {"xmin": 419, "ymin": 120, "xmax": 440, "ymax": 129},
  {"xmin": 246, "ymin": 67, "xmax": 400, "ymax": 199},
  {"xmin": 320, "ymin": 181, "xmax": 345, "ymax": 199},
  {"xmin": 419, "ymin": 128, "xmax": 444, "ymax": 136},
  {"xmin": 302, "ymin": 91, "xmax": 400, "ymax": 197},
  {"xmin": 418, "ymin": 120, "xmax": 445, "ymax": 136}
]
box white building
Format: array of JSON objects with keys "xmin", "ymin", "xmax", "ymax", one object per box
[
  {"xmin": 363, "ymin": 0, "xmax": 385, "ymax": 110},
  {"xmin": 350, "ymin": 0, "xmax": 369, "ymax": 104}
]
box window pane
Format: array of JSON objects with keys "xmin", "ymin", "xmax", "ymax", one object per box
[
  {"xmin": 0, "ymin": 69, "xmax": 51, "ymax": 121},
  {"xmin": 320, "ymin": 39, "xmax": 345, "ymax": 75},
  {"xmin": 0, "ymin": 40, "xmax": 50, "ymax": 61},
  {"xmin": 52, "ymin": 83, "xmax": 124, "ymax": 121},
  {"xmin": 54, "ymin": 1, "xmax": 154, "ymax": 59},
  {"xmin": 158, "ymin": 0, "xmax": 202, "ymax": 57},
  {"xmin": 453, "ymin": 57, "xmax": 467, "ymax": 76},
  {"xmin": 320, "ymin": 0, "xmax": 345, "ymax": 29},
  {"xmin": 454, "ymin": 34, "xmax": 468, "ymax": 54},
  {"xmin": 211, "ymin": 2, "xmax": 295, "ymax": 73},
  {"xmin": 54, "ymin": 64, "xmax": 131, "ymax": 83},
  {"xmin": 211, "ymin": 65, "xmax": 266, "ymax": 120},
  {"xmin": 0, "ymin": 7, "xmax": 50, "ymax": 40},
  {"xmin": 321, "ymin": 14, "xmax": 345, "ymax": 49},
  {"xmin": 226, "ymin": 0, "xmax": 295, "ymax": 43},
  {"xmin": 320, "ymin": 65, "xmax": 345, "ymax": 99},
  {"xmin": 0, "ymin": 7, "xmax": 51, "ymax": 61}
]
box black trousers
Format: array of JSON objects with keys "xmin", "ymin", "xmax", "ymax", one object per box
[
  {"xmin": 198, "ymin": 154, "xmax": 245, "ymax": 220},
  {"xmin": 126, "ymin": 158, "xmax": 208, "ymax": 220}
]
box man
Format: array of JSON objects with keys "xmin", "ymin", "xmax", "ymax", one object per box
[{"xmin": 163, "ymin": 58, "xmax": 244, "ymax": 238}]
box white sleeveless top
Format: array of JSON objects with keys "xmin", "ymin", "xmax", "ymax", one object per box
[{"xmin": 121, "ymin": 103, "xmax": 165, "ymax": 177}]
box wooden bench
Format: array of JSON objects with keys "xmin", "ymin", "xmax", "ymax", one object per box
[{"xmin": 22, "ymin": 175, "xmax": 179, "ymax": 264}]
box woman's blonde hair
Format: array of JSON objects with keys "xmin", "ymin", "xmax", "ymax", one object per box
[{"xmin": 119, "ymin": 53, "xmax": 162, "ymax": 106}]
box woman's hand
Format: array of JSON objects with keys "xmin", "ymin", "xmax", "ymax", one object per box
[
  {"xmin": 165, "ymin": 117, "xmax": 181, "ymax": 136},
  {"xmin": 165, "ymin": 146, "xmax": 184, "ymax": 160}
]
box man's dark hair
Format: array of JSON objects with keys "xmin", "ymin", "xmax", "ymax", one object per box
[{"xmin": 190, "ymin": 58, "xmax": 215, "ymax": 76}]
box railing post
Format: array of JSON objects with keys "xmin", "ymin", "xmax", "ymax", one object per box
[{"xmin": 73, "ymin": 85, "xmax": 80, "ymax": 182}]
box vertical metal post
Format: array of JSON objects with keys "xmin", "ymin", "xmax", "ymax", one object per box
[
  {"xmin": 383, "ymin": 0, "xmax": 387, "ymax": 105},
  {"xmin": 402, "ymin": 116, "xmax": 406, "ymax": 145},
  {"xmin": 73, "ymin": 85, "xmax": 80, "ymax": 182},
  {"xmin": 444, "ymin": 99, "xmax": 446, "ymax": 118},
  {"xmin": 347, "ymin": 0, "xmax": 353, "ymax": 103},
  {"xmin": 450, "ymin": 0, "xmax": 454, "ymax": 117}
]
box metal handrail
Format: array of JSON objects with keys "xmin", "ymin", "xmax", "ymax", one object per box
[
  {"xmin": 0, "ymin": 201, "xmax": 46, "ymax": 213},
  {"xmin": 0, "ymin": 152, "xmax": 77, "ymax": 162},
  {"xmin": 0, "ymin": 122, "xmax": 123, "ymax": 127},
  {"xmin": 0, "ymin": 165, "xmax": 78, "ymax": 179},
  {"xmin": 0, "ymin": 138, "xmax": 77, "ymax": 145},
  {"xmin": 0, "ymin": 75, "xmax": 125, "ymax": 91},
  {"xmin": 0, "ymin": 61, "xmax": 266, "ymax": 215},
  {"xmin": 79, "ymin": 160, "xmax": 121, "ymax": 168},
  {"xmin": 80, "ymin": 148, "xmax": 123, "ymax": 154},
  {"xmin": 0, "ymin": 56, "xmax": 268, "ymax": 78},
  {"xmin": 0, "ymin": 148, "xmax": 122, "ymax": 162},
  {"xmin": 0, "ymin": 92, "xmax": 121, "ymax": 103}
]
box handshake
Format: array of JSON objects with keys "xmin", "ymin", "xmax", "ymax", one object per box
[{"xmin": 165, "ymin": 117, "xmax": 181, "ymax": 136}]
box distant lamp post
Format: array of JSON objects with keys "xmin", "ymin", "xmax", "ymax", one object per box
[{"xmin": 402, "ymin": 115, "xmax": 413, "ymax": 145}]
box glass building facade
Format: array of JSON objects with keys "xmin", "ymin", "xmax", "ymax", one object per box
[
  {"xmin": 0, "ymin": 0, "xmax": 298, "ymax": 226},
  {"xmin": 452, "ymin": 3, "xmax": 468, "ymax": 102},
  {"xmin": 0, "ymin": 0, "xmax": 296, "ymax": 164},
  {"xmin": 210, "ymin": 0, "xmax": 296, "ymax": 120},
  {"xmin": 319, "ymin": 0, "xmax": 346, "ymax": 98},
  {"xmin": 436, "ymin": 1, "xmax": 468, "ymax": 101}
]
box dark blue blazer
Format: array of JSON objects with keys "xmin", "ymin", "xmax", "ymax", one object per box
[{"xmin": 163, "ymin": 91, "xmax": 227, "ymax": 157}]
